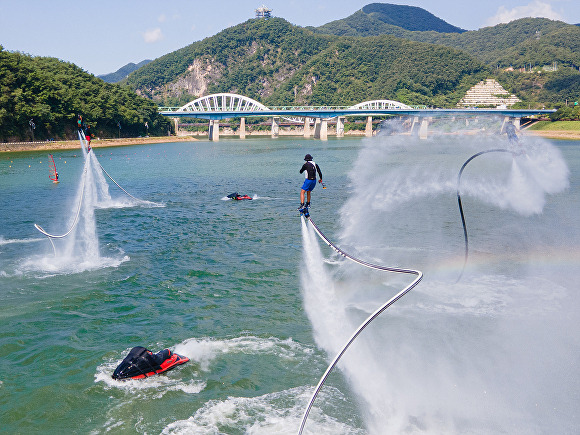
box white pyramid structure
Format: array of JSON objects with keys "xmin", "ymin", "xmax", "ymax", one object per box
[{"xmin": 457, "ymin": 79, "xmax": 521, "ymax": 108}]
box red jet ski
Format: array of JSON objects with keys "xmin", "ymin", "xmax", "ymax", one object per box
[
  {"xmin": 227, "ymin": 192, "xmax": 252, "ymax": 200},
  {"xmin": 112, "ymin": 346, "xmax": 189, "ymax": 380}
]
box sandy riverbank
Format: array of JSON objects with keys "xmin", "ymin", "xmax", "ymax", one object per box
[
  {"xmin": 0, "ymin": 130, "xmax": 367, "ymax": 153},
  {"xmin": 525, "ymin": 130, "xmax": 580, "ymax": 140},
  {"xmin": 0, "ymin": 135, "xmax": 199, "ymax": 153},
  {"xmin": 2, "ymin": 129, "xmax": 578, "ymax": 153}
]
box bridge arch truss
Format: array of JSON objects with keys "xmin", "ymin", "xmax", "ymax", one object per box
[
  {"xmin": 177, "ymin": 93, "xmax": 268, "ymax": 113},
  {"xmin": 348, "ymin": 99, "xmax": 412, "ymax": 110}
]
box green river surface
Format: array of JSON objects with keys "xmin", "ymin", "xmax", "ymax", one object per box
[{"xmin": 1, "ymin": 127, "xmax": 578, "ymax": 434}]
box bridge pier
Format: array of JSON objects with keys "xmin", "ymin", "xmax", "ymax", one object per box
[
  {"xmin": 173, "ymin": 118, "xmax": 179, "ymax": 136},
  {"xmin": 409, "ymin": 116, "xmax": 430, "ymax": 139},
  {"xmin": 336, "ymin": 116, "xmax": 345, "ymax": 137},
  {"xmin": 314, "ymin": 119, "xmax": 328, "ymax": 140},
  {"xmin": 365, "ymin": 116, "xmax": 373, "ymax": 137},
  {"xmin": 303, "ymin": 118, "xmax": 311, "ymax": 138},
  {"xmin": 239, "ymin": 117, "xmax": 246, "ymax": 139},
  {"xmin": 271, "ymin": 116, "xmax": 280, "ymax": 138},
  {"xmin": 208, "ymin": 120, "xmax": 220, "ymax": 141},
  {"xmin": 410, "ymin": 116, "xmax": 419, "ymax": 135},
  {"xmin": 418, "ymin": 117, "xmax": 430, "ymax": 139}
]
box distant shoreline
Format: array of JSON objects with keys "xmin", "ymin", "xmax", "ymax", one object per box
[
  {"xmin": 1, "ymin": 129, "xmax": 578, "ymax": 153},
  {"xmin": 525, "ymin": 130, "xmax": 580, "ymax": 140},
  {"xmin": 0, "ymin": 136, "xmax": 198, "ymax": 153}
]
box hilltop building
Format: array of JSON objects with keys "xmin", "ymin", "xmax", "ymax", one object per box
[
  {"xmin": 457, "ymin": 79, "xmax": 520, "ymax": 108},
  {"xmin": 255, "ymin": 5, "xmax": 272, "ymax": 19}
]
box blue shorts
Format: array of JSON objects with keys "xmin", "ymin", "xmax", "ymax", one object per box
[{"xmin": 301, "ymin": 179, "xmax": 317, "ymax": 191}]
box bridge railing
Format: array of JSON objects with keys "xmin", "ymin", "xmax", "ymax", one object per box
[{"xmin": 158, "ymin": 105, "xmax": 428, "ymax": 113}]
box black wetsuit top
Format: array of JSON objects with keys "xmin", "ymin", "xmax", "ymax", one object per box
[{"xmin": 300, "ymin": 161, "xmax": 322, "ymax": 180}]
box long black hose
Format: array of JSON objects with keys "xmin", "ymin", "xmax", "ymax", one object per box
[
  {"xmin": 456, "ymin": 149, "xmax": 513, "ymax": 282},
  {"xmin": 298, "ymin": 217, "xmax": 422, "ymax": 434}
]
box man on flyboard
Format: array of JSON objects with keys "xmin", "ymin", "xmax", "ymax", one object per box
[{"xmin": 298, "ymin": 154, "xmax": 322, "ymax": 216}]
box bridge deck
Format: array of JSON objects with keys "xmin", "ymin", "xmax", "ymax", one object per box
[{"xmin": 160, "ymin": 108, "xmax": 554, "ymax": 120}]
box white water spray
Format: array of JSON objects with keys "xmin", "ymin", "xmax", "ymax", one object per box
[
  {"xmin": 300, "ymin": 125, "xmax": 576, "ymax": 433},
  {"xmin": 31, "ymin": 135, "xmax": 145, "ymax": 272}
]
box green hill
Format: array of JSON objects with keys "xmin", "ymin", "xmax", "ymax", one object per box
[
  {"xmin": 124, "ymin": 18, "xmax": 332, "ymax": 104},
  {"xmin": 417, "ymin": 18, "xmax": 579, "ymax": 68},
  {"xmin": 314, "ymin": 13, "xmax": 578, "ymax": 69},
  {"xmin": 125, "ymin": 18, "xmax": 486, "ymax": 108},
  {"xmin": 313, "ymin": 15, "xmax": 580, "ymax": 106},
  {"xmin": 98, "ymin": 60, "xmax": 152, "ymax": 83},
  {"xmin": 0, "ymin": 46, "xmax": 169, "ymax": 142},
  {"xmin": 312, "ymin": 3, "xmax": 465, "ymax": 36}
]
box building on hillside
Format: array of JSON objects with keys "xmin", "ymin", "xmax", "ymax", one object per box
[
  {"xmin": 255, "ymin": 5, "xmax": 272, "ymax": 19},
  {"xmin": 457, "ymin": 79, "xmax": 520, "ymax": 108}
]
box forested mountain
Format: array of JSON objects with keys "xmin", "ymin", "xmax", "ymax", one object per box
[
  {"xmin": 311, "ymin": 3, "xmax": 465, "ymax": 36},
  {"xmin": 314, "ymin": 14, "xmax": 578, "ymax": 69},
  {"xmin": 269, "ymin": 35, "xmax": 486, "ymax": 107},
  {"xmin": 124, "ymin": 19, "xmax": 331, "ymax": 105},
  {"xmin": 407, "ymin": 19, "xmax": 578, "ymax": 69},
  {"xmin": 125, "ymin": 12, "xmax": 578, "ymax": 109},
  {"xmin": 0, "ymin": 46, "xmax": 169, "ymax": 142},
  {"xmin": 125, "ymin": 18, "xmax": 486, "ymax": 108},
  {"xmin": 98, "ymin": 59, "xmax": 152, "ymax": 83},
  {"xmin": 312, "ymin": 14, "xmax": 580, "ymax": 105}
]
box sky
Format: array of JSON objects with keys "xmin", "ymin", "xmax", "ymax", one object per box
[{"xmin": 0, "ymin": 0, "xmax": 578, "ymax": 76}]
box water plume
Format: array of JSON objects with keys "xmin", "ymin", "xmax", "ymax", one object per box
[
  {"xmin": 30, "ymin": 144, "xmax": 142, "ymax": 273},
  {"xmin": 300, "ymin": 121, "xmax": 577, "ymax": 433}
]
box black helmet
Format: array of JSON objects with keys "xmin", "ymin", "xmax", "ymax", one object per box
[{"xmin": 304, "ymin": 154, "xmax": 313, "ymax": 161}]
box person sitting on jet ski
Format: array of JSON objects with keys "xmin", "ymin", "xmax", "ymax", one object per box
[
  {"xmin": 112, "ymin": 346, "xmax": 189, "ymax": 380},
  {"xmin": 227, "ymin": 192, "xmax": 252, "ymax": 200}
]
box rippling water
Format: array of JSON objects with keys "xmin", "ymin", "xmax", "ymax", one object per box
[{"xmin": 0, "ymin": 129, "xmax": 578, "ymax": 434}]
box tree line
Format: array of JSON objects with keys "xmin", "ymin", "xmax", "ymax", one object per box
[{"xmin": 0, "ymin": 46, "xmax": 169, "ymax": 142}]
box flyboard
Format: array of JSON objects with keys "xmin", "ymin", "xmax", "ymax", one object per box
[
  {"xmin": 298, "ymin": 212, "xmax": 423, "ymax": 434},
  {"xmin": 48, "ymin": 154, "xmax": 59, "ymax": 183}
]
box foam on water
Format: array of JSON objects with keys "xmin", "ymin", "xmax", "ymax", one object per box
[
  {"xmin": 96, "ymin": 336, "xmax": 341, "ymax": 433},
  {"xmin": 162, "ymin": 386, "xmax": 363, "ymax": 435},
  {"xmin": 174, "ymin": 335, "xmax": 314, "ymax": 371},
  {"xmin": 0, "ymin": 236, "xmax": 44, "ymax": 246},
  {"xmin": 96, "ymin": 336, "xmax": 315, "ymax": 391}
]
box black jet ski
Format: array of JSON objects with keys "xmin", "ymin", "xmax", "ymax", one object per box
[
  {"xmin": 112, "ymin": 346, "xmax": 189, "ymax": 380},
  {"xmin": 227, "ymin": 192, "xmax": 253, "ymax": 200}
]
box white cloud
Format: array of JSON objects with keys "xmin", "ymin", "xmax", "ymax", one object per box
[
  {"xmin": 486, "ymin": 1, "xmax": 564, "ymax": 26},
  {"xmin": 158, "ymin": 14, "xmax": 167, "ymax": 23},
  {"xmin": 143, "ymin": 28, "xmax": 164, "ymax": 43}
]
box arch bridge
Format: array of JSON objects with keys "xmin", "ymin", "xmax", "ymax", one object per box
[{"xmin": 159, "ymin": 93, "xmax": 553, "ymax": 141}]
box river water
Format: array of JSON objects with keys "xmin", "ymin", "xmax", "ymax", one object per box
[{"xmin": 0, "ymin": 125, "xmax": 578, "ymax": 434}]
